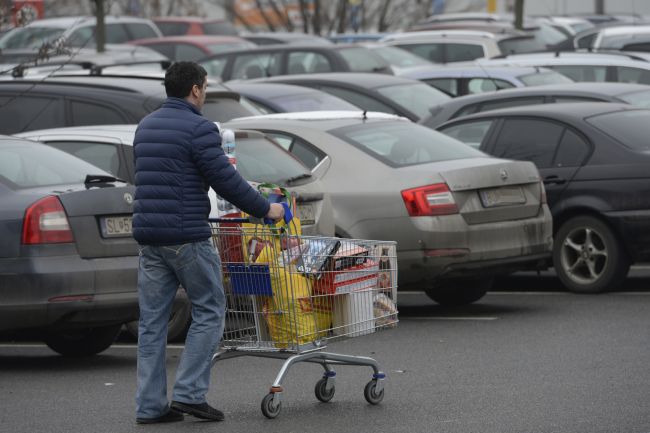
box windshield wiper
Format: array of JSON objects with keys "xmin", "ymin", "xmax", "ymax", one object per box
[
  {"xmin": 285, "ymin": 173, "xmax": 312, "ymax": 184},
  {"xmin": 84, "ymin": 174, "xmax": 123, "ymax": 184}
]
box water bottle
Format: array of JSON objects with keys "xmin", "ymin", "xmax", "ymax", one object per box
[{"xmin": 222, "ymin": 128, "xmax": 236, "ymax": 169}]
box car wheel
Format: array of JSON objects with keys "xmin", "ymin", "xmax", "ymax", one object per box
[
  {"xmin": 125, "ymin": 297, "xmax": 191, "ymax": 343},
  {"xmin": 553, "ymin": 215, "xmax": 630, "ymax": 293},
  {"xmin": 44, "ymin": 324, "xmax": 122, "ymax": 357},
  {"xmin": 425, "ymin": 278, "xmax": 492, "ymax": 306}
]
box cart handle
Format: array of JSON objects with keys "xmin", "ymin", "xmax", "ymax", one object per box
[{"xmin": 209, "ymin": 202, "xmax": 293, "ymax": 225}]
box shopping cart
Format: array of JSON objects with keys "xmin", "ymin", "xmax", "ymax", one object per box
[{"xmin": 209, "ymin": 211, "xmax": 398, "ymax": 419}]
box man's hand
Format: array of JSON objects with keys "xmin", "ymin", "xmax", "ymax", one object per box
[{"xmin": 266, "ymin": 203, "xmax": 285, "ymax": 221}]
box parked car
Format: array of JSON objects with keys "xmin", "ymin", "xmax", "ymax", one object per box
[
  {"xmin": 226, "ymin": 111, "xmax": 553, "ymax": 305},
  {"xmin": 421, "ymin": 82, "xmax": 650, "ymax": 128},
  {"xmin": 225, "ymin": 82, "xmax": 360, "ymax": 114},
  {"xmin": 0, "ymin": 75, "xmax": 259, "ymax": 134},
  {"xmin": 0, "ymin": 136, "xmax": 139, "ymax": 355},
  {"xmin": 0, "ymin": 16, "xmax": 162, "ymax": 49},
  {"xmin": 329, "ymin": 33, "xmax": 389, "ymax": 44},
  {"xmin": 400, "ymin": 64, "xmax": 572, "ymax": 97},
  {"xmin": 240, "ymin": 32, "xmax": 332, "ymax": 46},
  {"xmin": 129, "ymin": 35, "xmax": 256, "ymax": 61},
  {"xmin": 480, "ymin": 51, "xmax": 650, "ymax": 84},
  {"xmin": 15, "ymin": 124, "xmax": 335, "ymax": 340},
  {"xmin": 152, "ymin": 17, "xmax": 239, "ymax": 37},
  {"xmin": 436, "ymin": 102, "xmax": 650, "ymax": 293},
  {"xmin": 534, "ymin": 16, "xmax": 594, "ymax": 37},
  {"xmin": 199, "ymin": 44, "xmax": 392, "ymax": 81},
  {"xmin": 251, "ymin": 72, "xmax": 451, "ymax": 122},
  {"xmin": 592, "ymin": 25, "xmax": 650, "ymax": 52}
]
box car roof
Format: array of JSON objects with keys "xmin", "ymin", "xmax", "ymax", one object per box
[
  {"xmin": 401, "ymin": 64, "xmax": 550, "ymax": 79},
  {"xmin": 23, "ymin": 15, "xmax": 154, "ymax": 28},
  {"xmin": 228, "ymin": 110, "xmax": 407, "ymax": 131},
  {"xmin": 381, "ymin": 29, "xmax": 529, "ymax": 42},
  {"xmin": 131, "ymin": 35, "xmax": 248, "ymax": 45},
  {"xmin": 598, "ymin": 25, "xmax": 650, "ymax": 36},
  {"xmin": 483, "ymin": 51, "xmax": 650, "ymax": 67},
  {"xmin": 225, "ymin": 82, "xmax": 323, "ymax": 98},
  {"xmin": 243, "ymin": 32, "xmax": 331, "ymax": 41},
  {"xmin": 153, "ymin": 16, "xmax": 228, "ymax": 23},
  {"xmin": 253, "ymin": 72, "xmax": 423, "ymax": 89},
  {"xmin": 442, "ymin": 101, "xmax": 636, "ymax": 123}
]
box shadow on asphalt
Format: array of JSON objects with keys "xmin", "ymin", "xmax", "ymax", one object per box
[
  {"xmin": 0, "ymin": 353, "xmax": 133, "ymax": 371},
  {"xmin": 398, "ymin": 299, "xmax": 538, "ymax": 318}
]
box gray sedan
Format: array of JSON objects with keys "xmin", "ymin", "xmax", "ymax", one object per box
[{"xmin": 226, "ymin": 112, "xmax": 553, "ymax": 305}]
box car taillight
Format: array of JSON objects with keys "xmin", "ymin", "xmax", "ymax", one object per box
[
  {"xmin": 22, "ymin": 196, "xmax": 74, "ymax": 244},
  {"xmin": 540, "ymin": 182, "xmax": 547, "ymax": 204},
  {"xmin": 401, "ymin": 183, "xmax": 458, "ymax": 217}
]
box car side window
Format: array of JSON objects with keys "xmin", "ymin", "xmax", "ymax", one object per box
[
  {"xmin": 398, "ymin": 43, "xmax": 444, "ymax": 63},
  {"xmin": 318, "ymin": 85, "xmax": 397, "ymax": 114},
  {"xmin": 493, "ymin": 119, "xmax": 564, "ymax": 168},
  {"xmin": 336, "ymin": 47, "xmax": 388, "ymax": 72},
  {"xmin": 424, "ymin": 78, "xmax": 458, "ymax": 97},
  {"xmin": 0, "ymin": 95, "xmax": 63, "ymax": 134},
  {"xmin": 616, "ymin": 66, "xmax": 650, "ymax": 85},
  {"xmin": 479, "ymin": 96, "xmax": 545, "ymax": 112},
  {"xmin": 44, "ymin": 141, "xmax": 121, "ymax": 176},
  {"xmin": 105, "ymin": 23, "xmax": 131, "ymax": 44},
  {"xmin": 125, "ymin": 23, "xmax": 158, "ymax": 40},
  {"xmin": 552, "ymin": 96, "xmax": 602, "ymax": 103},
  {"xmin": 287, "ymin": 51, "xmax": 332, "ymax": 74},
  {"xmin": 200, "ymin": 56, "xmax": 228, "ymax": 78},
  {"xmin": 266, "ymin": 132, "xmax": 326, "ymax": 170},
  {"xmin": 70, "ymin": 100, "xmax": 127, "ymax": 126},
  {"xmin": 445, "ymin": 43, "xmax": 486, "ymax": 62},
  {"xmin": 176, "ymin": 43, "xmax": 207, "ymax": 61},
  {"xmin": 438, "ymin": 120, "xmax": 495, "ymax": 149},
  {"xmin": 549, "ymin": 65, "xmax": 607, "ymax": 82},
  {"xmin": 231, "ymin": 52, "xmax": 282, "ymax": 79},
  {"xmin": 146, "ymin": 43, "xmax": 175, "ymax": 59},
  {"xmin": 554, "ymin": 129, "xmax": 590, "ymax": 167},
  {"xmin": 467, "ymin": 78, "xmax": 515, "ymax": 94}
]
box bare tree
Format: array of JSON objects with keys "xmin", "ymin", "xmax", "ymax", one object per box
[
  {"xmin": 254, "ymin": 0, "xmax": 277, "ymax": 31},
  {"xmin": 93, "ymin": 0, "xmax": 106, "ymax": 53},
  {"xmin": 312, "ymin": 0, "xmax": 322, "ymax": 35},
  {"xmin": 377, "ymin": 0, "xmax": 392, "ymax": 32},
  {"xmin": 335, "ymin": 0, "xmax": 347, "ymax": 34},
  {"xmin": 269, "ymin": 0, "xmax": 294, "ymax": 32}
]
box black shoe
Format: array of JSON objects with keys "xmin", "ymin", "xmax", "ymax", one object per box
[
  {"xmin": 136, "ymin": 408, "xmax": 184, "ymax": 424},
  {"xmin": 171, "ymin": 401, "xmax": 225, "ymax": 421}
]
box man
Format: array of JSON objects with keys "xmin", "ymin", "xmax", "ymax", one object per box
[{"xmin": 133, "ymin": 61, "xmax": 284, "ymax": 424}]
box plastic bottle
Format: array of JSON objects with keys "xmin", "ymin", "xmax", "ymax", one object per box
[{"xmin": 222, "ymin": 128, "xmax": 236, "ymax": 169}]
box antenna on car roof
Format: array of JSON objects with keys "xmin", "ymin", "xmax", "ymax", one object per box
[
  {"xmin": 362, "ymin": 110, "xmax": 368, "ymax": 120},
  {"xmin": 474, "ymin": 59, "xmax": 503, "ymax": 96}
]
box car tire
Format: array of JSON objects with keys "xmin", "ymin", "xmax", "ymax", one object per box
[
  {"xmin": 425, "ymin": 278, "xmax": 492, "ymax": 306},
  {"xmin": 553, "ymin": 215, "xmax": 630, "ymax": 294},
  {"xmin": 125, "ymin": 296, "xmax": 191, "ymax": 343},
  {"xmin": 44, "ymin": 324, "xmax": 122, "ymax": 357}
]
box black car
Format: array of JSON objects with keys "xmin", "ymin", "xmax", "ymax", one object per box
[
  {"xmin": 0, "ymin": 136, "xmax": 139, "ymax": 356},
  {"xmin": 241, "ymin": 32, "xmax": 332, "ymax": 46},
  {"xmin": 421, "ymin": 82, "xmax": 650, "ymax": 128},
  {"xmin": 437, "ymin": 102, "xmax": 650, "ymax": 293},
  {"xmin": 198, "ymin": 44, "xmax": 392, "ymax": 81},
  {"xmin": 0, "ymin": 75, "xmax": 256, "ymax": 134},
  {"xmin": 253, "ymin": 72, "xmax": 451, "ymax": 122}
]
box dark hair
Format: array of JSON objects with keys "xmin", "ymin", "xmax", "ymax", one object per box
[{"xmin": 164, "ymin": 61, "xmax": 207, "ymax": 98}]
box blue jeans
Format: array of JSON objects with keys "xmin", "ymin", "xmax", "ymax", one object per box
[{"xmin": 135, "ymin": 239, "xmax": 225, "ymax": 419}]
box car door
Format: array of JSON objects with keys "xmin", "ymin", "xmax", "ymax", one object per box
[
  {"xmin": 0, "ymin": 93, "xmax": 64, "ymax": 134},
  {"xmin": 484, "ymin": 117, "xmax": 590, "ymax": 207}
]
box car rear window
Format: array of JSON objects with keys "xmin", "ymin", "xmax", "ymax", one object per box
[
  {"xmin": 0, "ymin": 141, "xmax": 112, "ymax": 189},
  {"xmin": 236, "ymin": 137, "xmax": 310, "ymax": 185},
  {"xmin": 586, "ymin": 110, "xmax": 650, "ymax": 151},
  {"xmin": 497, "ymin": 37, "xmax": 546, "ymax": 55},
  {"xmin": 202, "ymin": 97, "xmax": 256, "ymax": 121},
  {"xmin": 375, "ymin": 83, "xmax": 451, "ymax": 120},
  {"xmin": 202, "ymin": 22, "xmax": 239, "ymax": 36},
  {"xmin": 270, "ymin": 92, "xmax": 359, "ymax": 112},
  {"xmin": 330, "ymin": 121, "xmax": 485, "ymax": 167},
  {"xmin": 617, "ymin": 89, "xmax": 650, "ymax": 108},
  {"xmin": 155, "ymin": 22, "xmax": 190, "ymax": 36}
]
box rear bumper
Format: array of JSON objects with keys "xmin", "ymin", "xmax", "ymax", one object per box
[
  {"xmin": 0, "ymin": 254, "xmax": 139, "ymax": 332},
  {"xmin": 604, "ymin": 209, "xmax": 650, "ymax": 262}
]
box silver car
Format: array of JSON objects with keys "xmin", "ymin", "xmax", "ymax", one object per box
[{"xmin": 226, "ymin": 112, "xmax": 553, "ymax": 305}]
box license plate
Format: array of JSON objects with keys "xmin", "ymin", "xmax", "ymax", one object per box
[
  {"xmin": 479, "ymin": 186, "xmax": 526, "ymax": 208},
  {"xmin": 100, "ymin": 216, "xmax": 133, "ymax": 238},
  {"xmin": 297, "ymin": 204, "xmax": 315, "ymax": 226}
]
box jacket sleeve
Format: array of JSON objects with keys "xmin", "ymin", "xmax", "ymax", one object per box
[{"xmin": 191, "ymin": 119, "xmax": 270, "ymax": 218}]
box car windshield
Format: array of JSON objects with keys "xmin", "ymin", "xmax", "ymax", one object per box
[
  {"xmin": 0, "ymin": 26, "xmax": 65, "ymax": 49},
  {"xmin": 202, "ymin": 97, "xmax": 258, "ymax": 121},
  {"xmin": 371, "ymin": 46, "xmax": 431, "ymax": 68},
  {"xmin": 330, "ymin": 121, "xmax": 485, "ymax": 167},
  {"xmin": 0, "ymin": 140, "xmax": 112, "ymax": 189},
  {"xmin": 270, "ymin": 92, "xmax": 359, "ymax": 112},
  {"xmin": 207, "ymin": 42, "xmax": 255, "ymax": 54},
  {"xmin": 617, "ymin": 90, "xmax": 650, "ymax": 108},
  {"xmin": 236, "ymin": 137, "xmax": 310, "ymax": 185},
  {"xmin": 586, "ymin": 109, "xmax": 650, "ymax": 151},
  {"xmin": 519, "ymin": 70, "xmax": 573, "ymax": 86},
  {"xmin": 497, "ymin": 36, "xmax": 546, "ymax": 55},
  {"xmin": 337, "ymin": 46, "xmax": 389, "ymax": 72},
  {"xmin": 375, "ymin": 83, "xmax": 450, "ymax": 120}
]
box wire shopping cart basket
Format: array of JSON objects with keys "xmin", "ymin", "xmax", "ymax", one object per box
[{"xmin": 209, "ymin": 213, "xmax": 398, "ymax": 419}]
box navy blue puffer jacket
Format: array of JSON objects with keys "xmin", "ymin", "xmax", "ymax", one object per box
[{"xmin": 132, "ymin": 97, "xmax": 269, "ymax": 246}]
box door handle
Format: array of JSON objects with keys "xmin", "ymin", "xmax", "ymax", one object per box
[{"xmin": 543, "ymin": 175, "xmax": 566, "ymax": 185}]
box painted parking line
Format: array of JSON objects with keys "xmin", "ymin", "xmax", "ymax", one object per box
[
  {"xmin": 404, "ymin": 316, "xmax": 498, "ymax": 321},
  {"xmin": 0, "ymin": 343, "xmax": 183, "ymax": 349}
]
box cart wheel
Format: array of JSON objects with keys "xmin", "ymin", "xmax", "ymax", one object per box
[
  {"xmin": 364, "ymin": 380, "xmax": 384, "ymax": 405},
  {"xmin": 261, "ymin": 393, "xmax": 281, "ymax": 419},
  {"xmin": 314, "ymin": 378, "xmax": 335, "ymax": 403}
]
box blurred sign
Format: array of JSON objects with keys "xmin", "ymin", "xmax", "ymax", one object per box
[
  {"xmin": 12, "ymin": 0, "xmax": 43, "ymax": 26},
  {"xmin": 234, "ymin": 0, "xmax": 312, "ymax": 29}
]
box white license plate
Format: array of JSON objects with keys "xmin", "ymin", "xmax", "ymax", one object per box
[
  {"xmin": 101, "ymin": 216, "xmax": 133, "ymax": 238},
  {"xmin": 297, "ymin": 204, "xmax": 315, "ymax": 225},
  {"xmin": 480, "ymin": 186, "xmax": 526, "ymax": 208}
]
